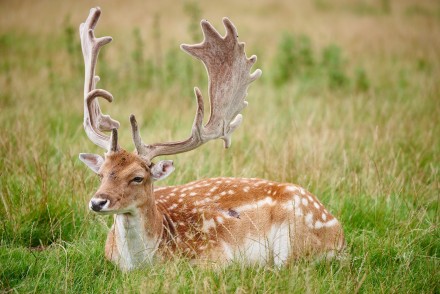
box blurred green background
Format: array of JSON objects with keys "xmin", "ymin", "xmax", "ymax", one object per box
[{"xmin": 0, "ymin": 0, "xmax": 439, "ymax": 292}]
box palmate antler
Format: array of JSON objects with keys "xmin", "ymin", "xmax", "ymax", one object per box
[
  {"xmin": 80, "ymin": 7, "xmax": 120, "ymax": 151},
  {"xmin": 80, "ymin": 8, "xmax": 261, "ymax": 161},
  {"xmin": 131, "ymin": 18, "xmax": 262, "ymax": 163}
]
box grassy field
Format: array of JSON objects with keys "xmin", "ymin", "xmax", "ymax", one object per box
[{"xmin": 0, "ymin": 0, "xmax": 439, "ymax": 292}]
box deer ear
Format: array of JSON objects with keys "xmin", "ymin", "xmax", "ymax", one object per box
[
  {"xmin": 151, "ymin": 160, "xmax": 175, "ymax": 181},
  {"xmin": 79, "ymin": 153, "xmax": 104, "ymax": 174}
]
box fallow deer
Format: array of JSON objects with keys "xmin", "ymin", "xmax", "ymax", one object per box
[{"xmin": 78, "ymin": 7, "xmax": 345, "ymax": 271}]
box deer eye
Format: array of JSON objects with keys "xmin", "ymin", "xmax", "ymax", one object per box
[{"xmin": 131, "ymin": 177, "xmax": 144, "ymax": 184}]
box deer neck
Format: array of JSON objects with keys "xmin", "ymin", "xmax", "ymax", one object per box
[{"xmin": 113, "ymin": 184, "xmax": 164, "ymax": 271}]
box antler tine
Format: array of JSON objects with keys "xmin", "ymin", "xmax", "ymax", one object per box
[
  {"xmin": 130, "ymin": 114, "xmax": 148, "ymax": 158},
  {"xmin": 80, "ymin": 7, "xmax": 120, "ymax": 151},
  {"xmin": 131, "ymin": 18, "xmax": 261, "ymax": 162},
  {"xmin": 109, "ymin": 128, "xmax": 120, "ymax": 152},
  {"xmin": 131, "ymin": 88, "xmax": 205, "ymax": 161}
]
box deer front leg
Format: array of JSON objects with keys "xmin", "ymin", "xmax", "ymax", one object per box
[{"xmin": 104, "ymin": 224, "xmax": 120, "ymax": 264}]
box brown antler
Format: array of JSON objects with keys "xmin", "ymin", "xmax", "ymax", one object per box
[
  {"xmin": 80, "ymin": 7, "xmax": 120, "ymax": 151},
  {"xmin": 131, "ymin": 17, "xmax": 262, "ymax": 163}
]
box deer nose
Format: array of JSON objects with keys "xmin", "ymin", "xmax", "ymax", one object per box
[{"xmin": 89, "ymin": 198, "xmax": 109, "ymax": 212}]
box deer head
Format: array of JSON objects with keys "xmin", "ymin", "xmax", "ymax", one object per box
[{"xmin": 78, "ymin": 8, "xmax": 261, "ymax": 214}]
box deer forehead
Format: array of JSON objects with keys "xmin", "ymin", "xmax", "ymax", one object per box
[{"xmin": 101, "ymin": 150, "xmax": 149, "ymax": 177}]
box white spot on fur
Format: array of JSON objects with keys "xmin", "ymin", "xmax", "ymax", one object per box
[
  {"xmin": 235, "ymin": 197, "xmax": 275, "ymax": 212},
  {"xmin": 324, "ymin": 219, "xmax": 338, "ymax": 227},
  {"xmin": 322, "ymin": 213, "xmax": 327, "ymax": 221},
  {"xmin": 301, "ymin": 198, "xmax": 309, "ymax": 206},
  {"xmin": 315, "ymin": 220, "xmax": 323, "ymax": 229},
  {"xmin": 293, "ymin": 195, "xmax": 301, "ymax": 206},
  {"xmin": 314, "ymin": 202, "xmax": 320, "ymax": 209},
  {"xmin": 282, "ymin": 201, "xmax": 294, "ymax": 211},
  {"xmin": 282, "ymin": 200, "xmax": 303, "ymax": 216},
  {"xmin": 286, "ymin": 186, "xmax": 299, "ymax": 192},
  {"xmin": 189, "ymin": 192, "xmax": 197, "ymax": 197},
  {"xmin": 168, "ymin": 204, "xmax": 178, "ymax": 210},
  {"xmin": 195, "ymin": 198, "xmax": 211, "ymax": 206},
  {"xmin": 305, "ymin": 213, "xmax": 314, "ymax": 228},
  {"xmin": 216, "ymin": 216, "xmax": 224, "ymax": 224},
  {"xmin": 243, "ymin": 186, "xmax": 250, "ymax": 193},
  {"xmin": 202, "ymin": 218, "xmax": 216, "ymax": 232},
  {"xmin": 228, "ymin": 190, "xmax": 235, "ymax": 195}
]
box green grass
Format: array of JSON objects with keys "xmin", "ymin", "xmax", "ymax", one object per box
[{"xmin": 0, "ymin": 1, "xmax": 439, "ymax": 293}]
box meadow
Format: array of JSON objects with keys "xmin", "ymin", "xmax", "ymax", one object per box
[{"xmin": 0, "ymin": 0, "xmax": 439, "ymax": 292}]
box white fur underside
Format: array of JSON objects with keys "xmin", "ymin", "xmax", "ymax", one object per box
[{"xmin": 221, "ymin": 223, "xmax": 292, "ymax": 266}]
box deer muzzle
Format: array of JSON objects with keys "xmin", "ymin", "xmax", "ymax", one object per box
[{"xmin": 89, "ymin": 197, "xmax": 110, "ymax": 212}]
